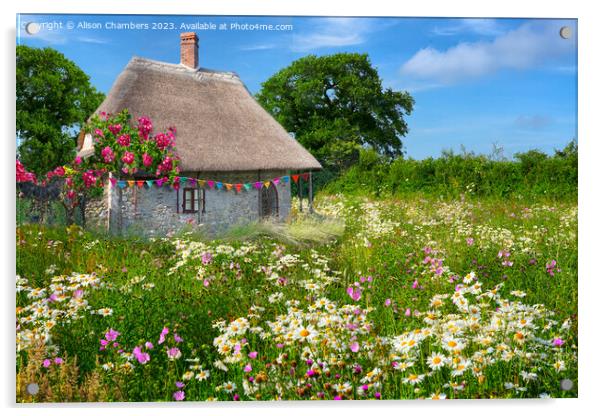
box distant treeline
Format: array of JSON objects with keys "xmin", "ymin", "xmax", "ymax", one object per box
[{"xmin": 318, "ymin": 140, "xmax": 577, "ymax": 200}]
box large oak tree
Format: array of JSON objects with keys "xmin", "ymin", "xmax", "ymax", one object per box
[
  {"xmin": 256, "ymin": 53, "xmax": 414, "ymax": 170},
  {"xmin": 17, "ymin": 45, "xmax": 105, "ymax": 175}
]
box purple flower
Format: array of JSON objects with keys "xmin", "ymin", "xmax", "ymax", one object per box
[
  {"xmin": 375, "ymin": 392, "xmax": 382, "ymax": 399},
  {"xmin": 167, "ymin": 347, "xmax": 181, "ymax": 360},
  {"xmin": 233, "ymin": 394, "xmax": 240, "ymax": 401},
  {"xmin": 248, "ymin": 351, "xmax": 258, "ymax": 359},
  {"xmin": 54, "ymin": 357, "xmax": 64, "ymax": 365},
  {"xmin": 552, "ymin": 337, "xmax": 565, "ymax": 347},
  {"xmin": 349, "ymin": 341, "xmax": 360, "ymax": 353},
  {"xmin": 384, "ymin": 298, "xmax": 391, "ymax": 307},
  {"xmin": 42, "ymin": 359, "xmax": 52, "ymax": 368},
  {"xmin": 105, "ymin": 328, "xmax": 120, "ymax": 342},
  {"xmin": 175, "ymin": 381, "xmax": 185, "ymax": 388},
  {"xmin": 145, "ymin": 341, "xmax": 154, "ymax": 350},
  {"xmin": 466, "ymin": 237, "xmax": 474, "ymax": 246},
  {"xmin": 174, "ymin": 333, "xmax": 183, "ymax": 343},
  {"xmin": 201, "ymin": 252, "xmax": 213, "ymax": 265},
  {"xmin": 158, "ymin": 326, "xmax": 169, "ymax": 344},
  {"xmin": 133, "ymin": 346, "xmax": 150, "ymax": 364},
  {"xmin": 346, "ymin": 286, "xmax": 362, "ymax": 302},
  {"xmin": 172, "ymin": 390, "xmax": 185, "ymax": 401}
]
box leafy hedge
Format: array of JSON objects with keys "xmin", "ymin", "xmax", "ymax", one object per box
[{"xmin": 322, "ymin": 141, "xmax": 577, "ymax": 200}]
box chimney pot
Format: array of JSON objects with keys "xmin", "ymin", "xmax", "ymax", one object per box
[{"xmin": 180, "ymin": 32, "xmax": 198, "ymax": 69}]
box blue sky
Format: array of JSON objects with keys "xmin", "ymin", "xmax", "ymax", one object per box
[{"xmin": 16, "ymin": 14, "xmax": 577, "ymax": 160}]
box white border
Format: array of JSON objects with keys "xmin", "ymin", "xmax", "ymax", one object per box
[{"xmin": 2, "ymin": 1, "xmax": 600, "ymax": 416}]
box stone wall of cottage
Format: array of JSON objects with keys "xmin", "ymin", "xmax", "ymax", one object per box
[{"xmin": 85, "ymin": 170, "xmax": 291, "ymax": 236}]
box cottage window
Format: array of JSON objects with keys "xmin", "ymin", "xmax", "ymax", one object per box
[{"xmin": 182, "ymin": 188, "xmax": 204, "ymax": 213}]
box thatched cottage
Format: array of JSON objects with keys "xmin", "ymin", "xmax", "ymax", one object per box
[{"xmin": 80, "ymin": 32, "xmax": 321, "ymax": 235}]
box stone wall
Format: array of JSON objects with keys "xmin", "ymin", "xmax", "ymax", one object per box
[{"xmin": 85, "ymin": 170, "xmax": 291, "ymax": 236}]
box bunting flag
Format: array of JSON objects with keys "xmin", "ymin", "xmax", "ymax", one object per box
[{"xmin": 105, "ymin": 172, "xmax": 312, "ymax": 192}]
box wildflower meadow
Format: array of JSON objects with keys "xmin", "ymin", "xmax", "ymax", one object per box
[{"xmin": 16, "ymin": 193, "xmax": 577, "ymax": 402}]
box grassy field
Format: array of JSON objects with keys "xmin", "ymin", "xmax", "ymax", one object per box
[{"xmin": 16, "ymin": 193, "xmax": 578, "ymax": 402}]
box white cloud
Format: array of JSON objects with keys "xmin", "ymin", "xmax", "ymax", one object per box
[
  {"xmin": 291, "ymin": 18, "xmax": 380, "ymax": 52},
  {"xmin": 239, "ymin": 43, "xmax": 277, "ymax": 51},
  {"xmin": 431, "ymin": 19, "xmax": 505, "ymax": 37},
  {"xmin": 401, "ymin": 20, "xmax": 576, "ymax": 85}
]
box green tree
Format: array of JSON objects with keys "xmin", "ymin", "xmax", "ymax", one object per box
[
  {"xmin": 256, "ymin": 53, "xmax": 414, "ymax": 170},
  {"xmin": 17, "ymin": 45, "xmax": 105, "ymax": 175}
]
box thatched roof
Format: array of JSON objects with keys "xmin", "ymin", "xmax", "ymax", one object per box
[{"xmin": 79, "ymin": 57, "xmax": 322, "ymax": 172}]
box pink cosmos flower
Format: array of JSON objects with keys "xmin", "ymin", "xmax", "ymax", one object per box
[
  {"xmin": 412, "ymin": 279, "xmax": 419, "ymax": 289},
  {"xmin": 349, "ymin": 341, "xmax": 360, "ymax": 353},
  {"xmin": 243, "ymin": 364, "xmax": 252, "ymax": 373},
  {"xmin": 167, "ymin": 347, "xmax": 181, "ymax": 360},
  {"xmin": 384, "ymin": 298, "xmax": 391, "ymax": 307},
  {"xmin": 145, "ymin": 341, "xmax": 154, "ymax": 350},
  {"xmin": 173, "ymin": 390, "xmax": 185, "ymax": 401},
  {"xmin": 405, "ymin": 308, "xmax": 411, "ymax": 317},
  {"xmin": 175, "ymin": 381, "xmax": 185, "ymax": 388},
  {"xmin": 158, "ymin": 326, "xmax": 169, "ymax": 344},
  {"xmin": 346, "ymin": 286, "xmax": 362, "ymax": 302},
  {"xmin": 248, "ymin": 351, "xmax": 258, "ymax": 359},
  {"xmin": 201, "ymin": 252, "xmax": 213, "ymax": 265},
  {"xmin": 133, "ymin": 346, "xmax": 150, "ymax": 364},
  {"xmin": 174, "ymin": 333, "xmax": 183, "ymax": 343},
  {"xmin": 42, "ymin": 359, "xmax": 52, "ymax": 368},
  {"xmin": 105, "ymin": 328, "xmax": 120, "ymax": 341},
  {"xmin": 552, "ymin": 337, "xmax": 565, "ymax": 347}
]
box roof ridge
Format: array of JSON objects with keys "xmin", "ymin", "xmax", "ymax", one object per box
[{"xmin": 127, "ymin": 56, "xmax": 243, "ymax": 85}]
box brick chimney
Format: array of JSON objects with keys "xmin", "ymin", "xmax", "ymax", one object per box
[{"xmin": 180, "ymin": 32, "xmax": 198, "ymax": 69}]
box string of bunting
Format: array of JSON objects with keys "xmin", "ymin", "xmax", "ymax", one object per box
[{"xmin": 109, "ymin": 172, "xmax": 312, "ymax": 193}]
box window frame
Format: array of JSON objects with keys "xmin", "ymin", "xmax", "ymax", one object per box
[{"xmin": 182, "ymin": 187, "xmax": 204, "ymax": 214}]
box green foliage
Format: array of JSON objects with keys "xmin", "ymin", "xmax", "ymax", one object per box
[
  {"xmin": 256, "ymin": 53, "xmax": 414, "ymax": 169},
  {"xmin": 17, "ymin": 45, "xmax": 105, "ymax": 175},
  {"xmin": 324, "ymin": 141, "xmax": 578, "ymax": 200}
]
